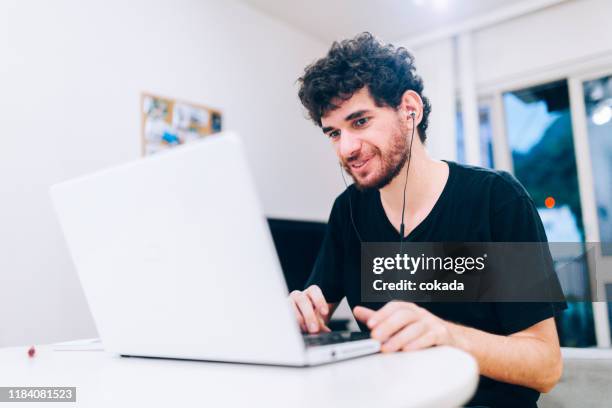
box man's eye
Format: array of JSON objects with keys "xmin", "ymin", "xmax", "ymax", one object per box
[
  {"xmin": 329, "ymin": 130, "xmax": 340, "ymax": 139},
  {"xmin": 354, "ymin": 117, "xmax": 370, "ymax": 128}
]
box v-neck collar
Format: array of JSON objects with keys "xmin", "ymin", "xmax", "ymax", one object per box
[{"xmin": 374, "ymin": 160, "xmax": 455, "ymax": 241}]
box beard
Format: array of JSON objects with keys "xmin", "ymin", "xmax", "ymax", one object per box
[{"xmin": 342, "ymin": 122, "xmax": 411, "ymax": 191}]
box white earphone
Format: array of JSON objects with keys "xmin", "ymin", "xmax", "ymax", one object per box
[{"xmin": 400, "ymin": 109, "xmax": 416, "ymax": 119}]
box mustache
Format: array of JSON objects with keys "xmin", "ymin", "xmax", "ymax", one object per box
[{"xmin": 342, "ymin": 146, "xmax": 379, "ymax": 165}]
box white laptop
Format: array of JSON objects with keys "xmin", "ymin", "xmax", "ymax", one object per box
[{"xmin": 50, "ymin": 132, "xmax": 380, "ymax": 366}]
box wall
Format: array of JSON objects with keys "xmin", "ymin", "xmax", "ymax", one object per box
[
  {"xmin": 408, "ymin": 38, "xmax": 458, "ymax": 161},
  {"xmin": 474, "ymin": 0, "xmax": 612, "ymax": 89},
  {"xmin": 0, "ymin": 0, "xmax": 339, "ymax": 347}
]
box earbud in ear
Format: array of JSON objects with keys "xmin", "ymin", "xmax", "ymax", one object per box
[{"xmin": 400, "ymin": 109, "xmax": 416, "ymax": 120}]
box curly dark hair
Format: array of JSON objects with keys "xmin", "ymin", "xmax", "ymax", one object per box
[{"xmin": 297, "ymin": 32, "xmax": 432, "ymax": 142}]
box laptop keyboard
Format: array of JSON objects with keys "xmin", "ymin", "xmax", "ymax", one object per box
[{"xmin": 303, "ymin": 331, "xmax": 371, "ymax": 347}]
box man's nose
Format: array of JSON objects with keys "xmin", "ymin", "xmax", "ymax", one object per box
[{"xmin": 339, "ymin": 133, "xmax": 362, "ymax": 160}]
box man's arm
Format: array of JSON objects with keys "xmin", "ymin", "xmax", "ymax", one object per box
[
  {"xmin": 354, "ymin": 302, "xmax": 562, "ymax": 393},
  {"xmin": 448, "ymin": 317, "xmax": 562, "ymax": 393}
]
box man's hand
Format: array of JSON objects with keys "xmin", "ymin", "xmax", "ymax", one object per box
[
  {"xmin": 354, "ymin": 301, "xmax": 454, "ymax": 352},
  {"xmin": 289, "ymin": 285, "xmax": 332, "ymax": 334}
]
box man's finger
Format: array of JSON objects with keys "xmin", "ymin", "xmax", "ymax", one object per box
[
  {"xmin": 294, "ymin": 293, "xmax": 320, "ymax": 333},
  {"xmin": 290, "ymin": 299, "xmax": 307, "ymax": 332},
  {"xmin": 371, "ymin": 309, "xmax": 418, "ymax": 342},
  {"xmin": 401, "ymin": 331, "xmax": 436, "ymax": 352},
  {"xmin": 305, "ymin": 285, "xmax": 329, "ymax": 316},
  {"xmin": 318, "ymin": 314, "xmax": 332, "ymax": 333},
  {"xmin": 366, "ymin": 301, "xmax": 415, "ymax": 329},
  {"xmin": 353, "ymin": 305, "xmax": 375, "ymax": 324},
  {"xmin": 381, "ymin": 321, "xmax": 425, "ymax": 353}
]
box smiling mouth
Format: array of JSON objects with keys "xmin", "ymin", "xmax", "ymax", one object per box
[{"xmin": 349, "ymin": 156, "xmax": 372, "ymax": 170}]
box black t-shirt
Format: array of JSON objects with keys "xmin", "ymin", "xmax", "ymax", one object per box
[{"xmin": 306, "ymin": 160, "xmax": 566, "ymax": 408}]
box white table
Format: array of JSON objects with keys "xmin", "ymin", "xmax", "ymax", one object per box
[{"xmin": 0, "ymin": 342, "xmax": 478, "ymax": 407}]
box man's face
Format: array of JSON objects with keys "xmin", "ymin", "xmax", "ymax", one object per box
[{"xmin": 321, "ymin": 87, "xmax": 410, "ymax": 191}]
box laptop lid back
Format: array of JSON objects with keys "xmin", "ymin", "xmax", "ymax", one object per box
[{"xmin": 50, "ymin": 132, "xmax": 305, "ymax": 365}]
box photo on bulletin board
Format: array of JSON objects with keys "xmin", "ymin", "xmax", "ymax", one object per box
[{"xmin": 141, "ymin": 93, "xmax": 223, "ymax": 156}]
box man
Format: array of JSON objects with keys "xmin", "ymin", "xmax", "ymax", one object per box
[{"xmin": 290, "ymin": 33, "xmax": 565, "ymax": 407}]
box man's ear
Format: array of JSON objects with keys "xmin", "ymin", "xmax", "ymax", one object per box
[{"xmin": 399, "ymin": 89, "xmax": 423, "ymax": 122}]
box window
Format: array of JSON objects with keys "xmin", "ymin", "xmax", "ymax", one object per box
[
  {"xmin": 582, "ymin": 75, "xmax": 612, "ymax": 255},
  {"xmin": 503, "ymin": 80, "xmax": 595, "ymax": 347},
  {"xmin": 455, "ymin": 101, "xmax": 495, "ymax": 168}
]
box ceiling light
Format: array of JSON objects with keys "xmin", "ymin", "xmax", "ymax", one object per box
[
  {"xmin": 412, "ymin": 0, "xmax": 449, "ymax": 10},
  {"xmin": 432, "ymin": 0, "xmax": 450, "ymax": 11}
]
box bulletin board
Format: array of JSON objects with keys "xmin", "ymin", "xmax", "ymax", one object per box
[{"xmin": 141, "ymin": 92, "xmax": 223, "ymax": 156}]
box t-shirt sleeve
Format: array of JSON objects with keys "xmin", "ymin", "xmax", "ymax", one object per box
[
  {"xmin": 304, "ymin": 195, "xmax": 346, "ymax": 303},
  {"xmin": 489, "ymin": 176, "xmax": 567, "ymax": 335},
  {"xmin": 489, "ymin": 186, "xmax": 547, "ymax": 243}
]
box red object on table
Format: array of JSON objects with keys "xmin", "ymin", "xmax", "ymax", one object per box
[{"xmin": 27, "ymin": 346, "xmax": 36, "ymax": 358}]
